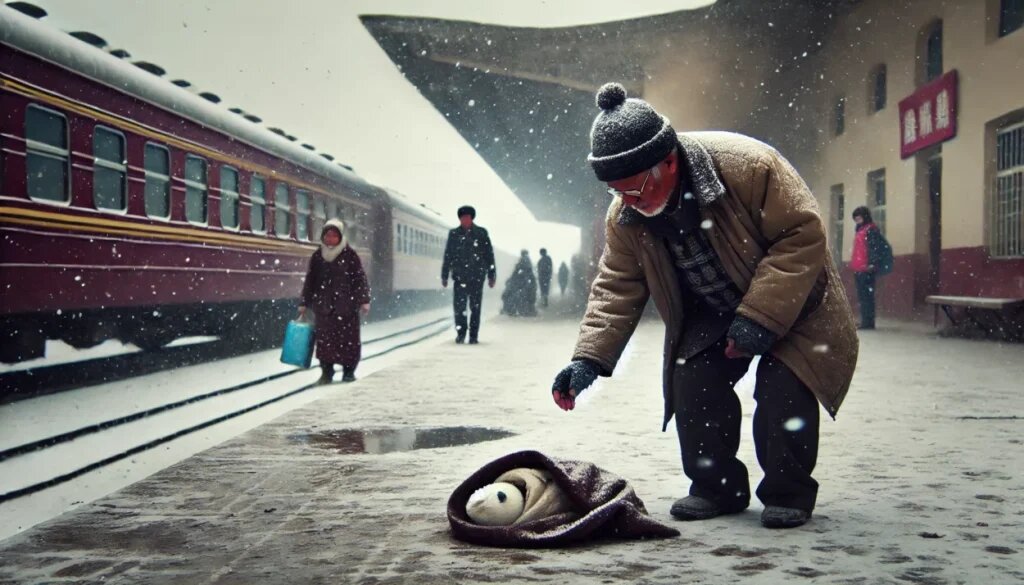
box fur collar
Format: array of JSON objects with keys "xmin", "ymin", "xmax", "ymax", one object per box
[
  {"xmin": 320, "ymin": 218, "xmax": 348, "ymax": 262},
  {"xmin": 617, "ymin": 133, "xmax": 726, "ymax": 226}
]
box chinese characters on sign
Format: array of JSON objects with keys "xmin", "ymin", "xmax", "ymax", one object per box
[{"xmin": 898, "ymin": 70, "xmax": 958, "ymax": 159}]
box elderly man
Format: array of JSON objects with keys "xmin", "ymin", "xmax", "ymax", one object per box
[{"xmin": 551, "ymin": 83, "xmax": 858, "ymax": 529}]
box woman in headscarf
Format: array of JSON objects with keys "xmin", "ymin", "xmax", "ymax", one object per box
[{"xmin": 298, "ymin": 219, "xmax": 371, "ymax": 383}]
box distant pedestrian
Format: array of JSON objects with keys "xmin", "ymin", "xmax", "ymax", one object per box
[
  {"xmin": 537, "ymin": 248, "xmax": 553, "ymax": 307},
  {"xmin": 501, "ymin": 250, "xmax": 538, "ymax": 316},
  {"xmin": 570, "ymin": 253, "xmax": 588, "ymax": 307},
  {"xmin": 557, "ymin": 261, "xmax": 569, "ymax": 296},
  {"xmin": 850, "ymin": 206, "xmax": 892, "ymax": 330},
  {"xmin": 441, "ymin": 205, "xmax": 496, "ymax": 344},
  {"xmin": 299, "ymin": 219, "xmax": 370, "ymax": 384}
]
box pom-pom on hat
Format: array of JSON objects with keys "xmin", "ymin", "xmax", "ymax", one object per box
[{"xmin": 587, "ymin": 82, "xmax": 678, "ymax": 182}]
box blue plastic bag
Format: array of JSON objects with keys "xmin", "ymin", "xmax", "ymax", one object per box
[{"xmin": 280, "ymin": 319, "xmax": 314, "ymax": 368}]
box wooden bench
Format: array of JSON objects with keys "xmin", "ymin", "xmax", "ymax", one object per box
[{"xmin": 925, "ymin": 295, "xmax": 1024, "ymax": 341}]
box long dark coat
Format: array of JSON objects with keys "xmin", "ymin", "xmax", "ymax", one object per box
[
  {"xmin": 572, "ymin": 132, "xmax": 858, "ymax": 429},
  {"xmin": 300, "ymin": 246, "xmax": 370, "ymax": 367}
]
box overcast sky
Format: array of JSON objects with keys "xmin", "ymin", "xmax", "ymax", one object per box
[{"xmin": 21, "ymin": 0, "xmax": 712, "ymax": 263}]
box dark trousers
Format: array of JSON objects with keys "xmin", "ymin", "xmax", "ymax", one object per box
[
  {"xmin": 672, "ymin": 339, "xmax": 821, "ymax": 512},
  {"xmin": 855, "ymin": 272, "xmax": 876, "ymax": 328},
  {"xmin": 453, "ymin": 280, "xmax": 484, "ymax": 340},
  {"xmin": 539, "ymin": 280, "xmax": 550, "ymax": 307}
]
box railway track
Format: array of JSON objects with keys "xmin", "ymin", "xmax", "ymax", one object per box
[{"xmin": 0, "ymin": 314, "xmax": 452, "ymax": 505}]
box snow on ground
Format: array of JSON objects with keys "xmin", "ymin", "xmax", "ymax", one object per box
[
  {"xmin": 0, "ymin": 311, "xmax": 1021, "ymax": 583},
  {"xmin": 0, "ymin": 305, "xmax": 495, "ymax": 541}
]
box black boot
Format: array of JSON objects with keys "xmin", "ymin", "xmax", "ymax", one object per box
[
  {"xmin": 341, "ymin": 367, "xmax": 356, "ymax": 383},
  {"xmin": 761, "ymin": 506, "xmax": 811, "ymax": 529},
  {"xmin": 670, "ymin": 495, "xmax": 747, "ymax": 521},
  {"xmin": 317, "ymin": 364, "xmax": 334, "ymax": 385}
]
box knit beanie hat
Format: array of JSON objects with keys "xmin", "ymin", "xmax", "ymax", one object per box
[{"xmin": 587, "ymin": 83, "xmax": 678, "ymax": 182}]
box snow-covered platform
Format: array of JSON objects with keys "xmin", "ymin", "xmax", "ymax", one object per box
[{"xmin": 1, "ymin": 309, "xmax": 1022, "ymax": 584}]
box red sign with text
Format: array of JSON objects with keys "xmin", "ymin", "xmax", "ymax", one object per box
[{"xmin": 898, "ymin": 70, "xmax": 958, "ymax": 159}]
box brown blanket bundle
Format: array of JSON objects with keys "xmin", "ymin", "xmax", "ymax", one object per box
[{"xmin": 447, "ymin": 450, "xmax": 680, "ymax": 548}]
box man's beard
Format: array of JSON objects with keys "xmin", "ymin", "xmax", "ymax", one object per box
[{"xmin": 632, "ymin": 198, "xmax": 669, "ymax": 217}]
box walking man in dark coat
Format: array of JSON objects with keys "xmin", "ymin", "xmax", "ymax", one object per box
[
  {"xmin": 536, "ymin": 248, "xmax": 553, "ymax": 307},
  {"xmin": 441, "ymin": 205, "xmax": 496, "ymax": 344}
]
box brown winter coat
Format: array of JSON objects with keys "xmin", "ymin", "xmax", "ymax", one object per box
[{"xmin": 572, "ymin": 132, "xmax": 858, "ymax": 430}]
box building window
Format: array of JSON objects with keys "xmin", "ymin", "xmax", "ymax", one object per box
[
  {"xmin": 25, "ymin": 105, "xmax": 69, "ymax": 203},
  {"xmin": 1001, "ymin": 0, "xmax": 1024, "ymax": 37},
  {"xmin": 312, "ymin": 197, "xmax": 326, "ymax": 238},
  {"xmin": 295, "ymin": 190, "xmax": 310, "ymax": 241},
  {"xmin": 992, "ymin": 121, "xmax": 1024, "ymax": 257},
  {"xmin": 144, "ymin": 143, "xmax": 170, "ymax": 218},
  {"xmin": 250, "ymin": 176, "xmax": 266, "ymax": 233},
  {"xmin": 926, "ymin": 22, "xmax": 943, "ymax": 82},
  {"xmin": 830, "ymin": 184, "xmax": 845, "ymax": 263},
  {"xmin": 867, "ymin": 169, "xmax": 887, "ymax": 235},
  {"xmin": 870, "ymin": 65, "xmax": 887, "ymax": 113},
  {"xmin": 219, "ymin": 166, "xmax": 239, "ymax": 229},
  {"xmin": 273, "ymin": 183, "xmax": 291, "ymax": 238},
  {"xmin": 834, "ymin": 96, "xmax": 846, "ymax": 136},
  {"xmin": 92, "ymin": 127, "xmax": 127, "ymax": 211},
  {"xmin": 184, "ymin": 155, "xmax": 208, "ymax": 224}
]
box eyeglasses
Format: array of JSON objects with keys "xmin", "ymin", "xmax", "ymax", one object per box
[{"xmin": 606, "ymin": 169, "xmax": 652, "ymax": 199}]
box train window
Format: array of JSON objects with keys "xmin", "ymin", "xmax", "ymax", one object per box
[
  {"xmin": 184, "ymin": 155, "xmax": 208, "ymax": 224},
  {"xmin": 25, "ymin": 105, "xmax": 69, "ymax": 203},
  {"xmin": 219, "ymin": 166, "xmax": 239, "ymax": 229},
  {"xmin": 326, "ymin": 200, "xmax": 338, "ymax": 221},
  {"xmin": 143, "ymin": 143, "xmax": 170, "ymax": 218},
  {"xmin": 250, "ymin": 176, "xmax": 266, "ymax": 233},
  {"xmin": 92, "ymin": 127, "xmax": 126, "ymax": 211},
  {"xmin": 312, "ymin": 197, "xmax": 326, "ymax": 238},
  {"xmin": 273, "ymin": 183, "xmax": 291, "ymax": 238},
  {"xmin": 295, "ymin": 190, "xmax": 310, "ymax": 241}
]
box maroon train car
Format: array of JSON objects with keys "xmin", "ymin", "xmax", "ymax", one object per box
[{"xmin": 0, "ymin": 7, "xmax": 450, "ymax": 363}]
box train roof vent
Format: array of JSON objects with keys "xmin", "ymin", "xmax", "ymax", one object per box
[
  {"xmin": 170, "ymin": 79, "xmax": 192, "ymax": 88},
  {"xmin": 301, "ymin": 143, "xmax": 315, "ymax": 151},
  {"xmin": 320, "ymin": 154, "xmax": 335, "ymax": 161},
  {"xmin": 243, "ymin": 114, "xmax": 262, "ymax": 123},
  {"xmin": 7, "ymin": 2, "xmax": 47, "ymax": 18},
  {"xmin": 199, "ymin": 92, "xmax": 221, "ymax": 104},
  {"xmin": 69, "ymin": 31, "xmax": 107, "ymax": 48},
  {"xmin": 337, "ymin": 162, "xmax": 354, "ymax": 172},
  {"xmin": 134, "ymin": 61, "xmax": 166, "ymax": 76},
  {"xmin": 285, "ymin": 134, "xmax": 297, "ymax": 142},
  {"xmin": 109, "ymin": 49, "xmax": 131, "ymax": 59},
  {"xmin": 228, "ymin": 107, "xmax": 244, "ymax": 114},
  {"xmin": 268, "ymin": 127, "xmax": 286, "ymax": 136}
]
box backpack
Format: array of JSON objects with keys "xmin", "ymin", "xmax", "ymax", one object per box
[{"xmin": 871, "ymin": 228, "xmax": 894, "ymax": 276}]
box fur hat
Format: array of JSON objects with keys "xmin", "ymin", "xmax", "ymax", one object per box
[
  {"xmin": 457, "ymin": 205, "xmax": 476, "ymax": 219},
  {"xmin": 587, "ymin": 82, "xmax": 678, "ymax": 182}
]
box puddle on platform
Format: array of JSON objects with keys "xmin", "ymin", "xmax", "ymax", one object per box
[{"xmin": 295, "ymin": 426, "xmax": 515, "ymax": 454}]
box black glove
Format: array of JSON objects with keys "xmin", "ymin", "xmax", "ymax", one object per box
[
  {"xmin": 727, "ymin": 315, "xmax": 778, "ymax": 357},
  {"xmin": 551, "ymin": 359, "xmax": 601, "ymax": 402}
]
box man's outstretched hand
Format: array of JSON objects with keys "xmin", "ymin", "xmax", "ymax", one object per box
[{"xmin": 551, "ymin": 359, "xmax": 601, "ymax": 411}]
